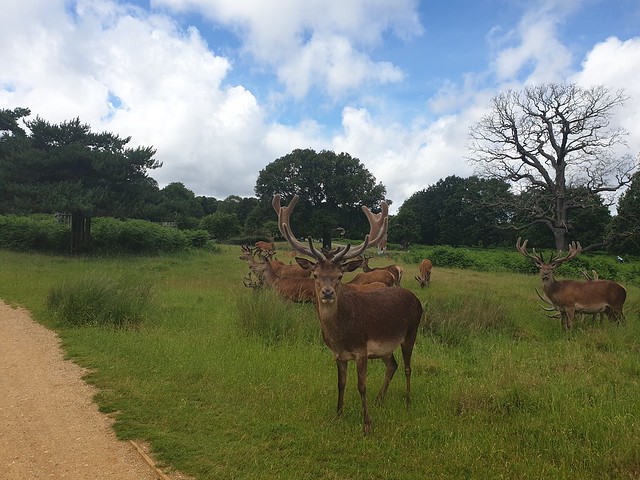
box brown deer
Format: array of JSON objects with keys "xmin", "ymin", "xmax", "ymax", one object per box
[
  {"xmin": 415, "ymin": 259, "xmax": 432, "ymax": 288},
  {"xmin": 516, "ymin": 238, "xmax": 626, "ymax": 330},
  {"xmin": 361, "ymin": 254, "xmax": 403, "ymax": 286},
  {"xmin": 255, "ymin": 240, "xmax": 275, "ymax": 254},
  {"xmin": 273, "ymin": 194, "xmax": 423, "ymax": 435},
  {"xmin": 241, "ymin": 245, "xmax": 309, "ymax": 279},
  {"xmin": 348, "ymin": 268, "xmax": 396, "ymax": 287},
  {"xmin": 249, "ymin": 251, "xmax": 316, "ymax": 303}
]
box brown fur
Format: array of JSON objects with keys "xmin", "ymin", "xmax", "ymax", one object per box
[
  {"xmin": 517, "ymin": 238, "xmax": 626, "ymax": 330},
  {"xmin": 415, "ymin": 259, "xmax": 432, "ymax": 288},
  {"xmin": 274, "ymin": 193, "xmax": 422, "ymax": 435},
  {"xmin": 348, "ymin": 269, "xmax": 396, "ymax": 287},
  {"xmin": 361, "ymin": 255, "xmax": 403, "ymax": 286}
]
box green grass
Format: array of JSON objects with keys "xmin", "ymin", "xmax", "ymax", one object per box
[{"xmin": 1, "ymin": 247, "xmax": 640, "ymax": 479}]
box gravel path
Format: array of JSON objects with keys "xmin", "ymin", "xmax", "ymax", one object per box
[{"xmin": 0, "ymin": 300, "xmax": 172, "ymax": 480}]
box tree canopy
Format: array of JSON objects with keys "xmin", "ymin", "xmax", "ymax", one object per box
[
  {"xmin": 254, "ymin": 149, "xmax": 387, "ymax": 239},
  {"xmin": 468, "ymin": 83, "xmax": 636, "ymax": 251},
  {"xmin": 0, "ymin": 108, "xmax": 161, "ymax": 217}
]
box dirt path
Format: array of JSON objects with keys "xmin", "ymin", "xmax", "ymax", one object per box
[{"xmin": 0, "ymin": 300, "xmax": 174, "ymax": 480}]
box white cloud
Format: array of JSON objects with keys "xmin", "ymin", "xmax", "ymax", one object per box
[
  {"xmin": 571, "ymin": 37, "xmax": 640, "ymax": 155},
  {"xmin": 152, "ymin": 0, "xmax": 422, "ymax": 97},
  {"xmin": 332, "ymin": 107, "xmax": 474, "ymax": 213}
]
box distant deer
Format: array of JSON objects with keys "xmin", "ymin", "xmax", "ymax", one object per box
[
  {"xmin": 273, "ymin": 194, "xmax": 423, "ymax": 435},
  {"xmin": 241, "ymin": 245, "xmax": 310, "ymax": 279},
  {"xmin": 415, "ymin": 259, "xmax": 432, "ymax": 288},
  {"xmin": 516, "ymin": 238, "xmax": 626, "ymax": 330},
  {"xmin": 255, "ymin": 240, "xmax": 275, "ymax": 254},
  {"xmin": 360, "ymin": 254, "xmax": 403, "ymax": 286}
]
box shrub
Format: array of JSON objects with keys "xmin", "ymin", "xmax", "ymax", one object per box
[
  {"xmin": 91, "ymin": 218, "xmax": 190, "ymax": 254},
  {"xmin": 0, "ymin": 215, "xmax": 70, "ymax": 253},
  {"xmin": 46, "ymin": 273, "xmax": 153, "ymax": 328}
]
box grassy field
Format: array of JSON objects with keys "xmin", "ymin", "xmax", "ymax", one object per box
[{"xmin": 1, "ymin": 245, "xmax": 640, "ymax": 479}]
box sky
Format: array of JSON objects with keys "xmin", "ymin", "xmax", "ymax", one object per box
[{"xmin": 1, "ymin": 0, "xmax": 640, "ymax": 213}]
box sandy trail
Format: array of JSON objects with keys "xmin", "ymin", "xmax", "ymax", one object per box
[{"xmin": 0, "ymin": 300, "xmax": 170, "ymax": 480}]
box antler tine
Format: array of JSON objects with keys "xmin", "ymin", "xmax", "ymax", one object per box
[
  {"xmin": 337, "ymin": 201, "xmax": 389, "ymax": 262},
  {"xmin": 550, "ymin": 240, "xmax": 583, "ymax": 267},
  {"xmin": 273, "ymin": 194, "xmax": 324, "ymax": 260},
  {"xmin": 516, "ymin": 237, "xmax": 543, "ymax": 266}
]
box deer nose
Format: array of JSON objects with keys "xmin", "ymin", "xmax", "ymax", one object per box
[{"xmin": 320, "ymin": 287, "xmax": 335, "ymax": 301}]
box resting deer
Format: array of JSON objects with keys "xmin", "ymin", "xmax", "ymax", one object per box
[
  {"xmin": 360, "ymin": 254, "xmax": 403, "ymax": 286},
  {"xmin": 255, "ymin": 240, "xmax": 275, "ymax": 254},
  {"xmin": 415, "ymin": 259, "xmax": 432, "ymax": 288},
  {"xmin": 516, "ymin": 238, "xmax": 626, "ymax": 330},
  {"xmin": 250, "ymin": 251, "xmax": 316, "ymax": 303},
  {"xmin": 241, "ymin": 245, "xmax": 310, "ymax": 279},
  {"xmin": 273, "ymin": 194, "xmax": 423, "ymax": 435}
]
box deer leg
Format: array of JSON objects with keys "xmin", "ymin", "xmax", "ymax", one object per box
[
  {"xmin": 401, "ymin": 329, "xmax": 418, "ymax": 407},
  {"xmin": 355, "ymin": 356, "xmax": 371, "ymax": 435},
  {"xmin": 375, "ymin": 354, "xmax": 397, "ymax": 404},
  {"xmin": 336, "ymin": 359, "xmax": 347, "ymax": 416},
  {"xmin": 565, "ymin": 307, "xmax": 575, "ymax": 330}
]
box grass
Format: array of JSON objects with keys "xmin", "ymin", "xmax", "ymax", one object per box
[{"xmin": 1, "ymin": 246, "xmax": 640, "ymax": 479}]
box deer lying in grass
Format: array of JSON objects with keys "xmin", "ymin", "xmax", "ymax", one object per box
[
  {"xmin": 241, "ymin": 245, "xmax": 310, "ymax": 279},
  {"xmin": 273, "ymin": 194, "xmax": 423, "ymax": 435},
  {"xmin": 516, "ymin": 238, "xmax": 626, "ymax": 330},
  {"xmin": 415, "ymin": 259, "xmax": 432, "ymax": 288},
  {"xmin": 360, "ymin": 254, "xmax": 403, "ymax": 286},
  {"xmin": 347, "ymin": 268, "xmax": 396, "ymax": 287},
  {"xmin": 250, "ymin": 251, "xmax": 316, "ymax": 303},
  {"xmin": 255, "ymin": 240, "xmax": 275, "ymax": 254}
]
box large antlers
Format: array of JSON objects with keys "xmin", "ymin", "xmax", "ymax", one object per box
[
  {"xmin": 273, "ymin": 194, "xmax": 388, "ymax": 263},
  {"xmin": 516, "ymin": 237, "xmax": 583, "ymax": 267}
]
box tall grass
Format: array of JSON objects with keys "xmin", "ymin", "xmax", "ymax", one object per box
[
  {"xmin": 46, "ymin": 273, "xmax": 153, "ymax": 327},
  {"xmin": 1, "ymin": 247, "xmax": 640, "ymax": 479}
]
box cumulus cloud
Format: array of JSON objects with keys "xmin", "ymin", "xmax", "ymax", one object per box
[{"xmin": 152, "ymin": 0, "xmax": 422, "ymax": 98}]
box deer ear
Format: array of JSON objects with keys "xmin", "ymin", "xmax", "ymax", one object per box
[
  {"xmin": 295, "ymin": 257, "xmax": 315, "ymax": 271},
  {"xmin": 342, "ymin": 259, "xmax": 363, "ymax": 272}
]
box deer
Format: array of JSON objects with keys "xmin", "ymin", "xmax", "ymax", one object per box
[
  {"xmin": 255, "ymin": 240, "xmax": 275, "ymax": 254},
  {"xmin": 273, "ymin": 194, "xmax": 423, "ymax": 435},
  {"xmin": 347, "ymin": 268, "xmax": 396, "ymax": 287},
  {"xmin": 249, "ymin": 251, "xmax": 316, "ymax": 303},
  {"xmin": 516, "ymin": 238, "xmax": 626, "ymax": 330},
  {"xmin": 415, "ymin": 259, "xmax": 432, "ymax": 288},
  {"xmin": 360, "ymin": 254, "xmax": 403, "ymax": 286},
  {"xmin": 241, "ymin": 245, "xmax": 310, "ymax": 279}
]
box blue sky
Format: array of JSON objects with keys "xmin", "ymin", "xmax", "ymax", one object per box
[{"xmin": 1, "ymin": 0, "xmax": 639, "ymax": 212}]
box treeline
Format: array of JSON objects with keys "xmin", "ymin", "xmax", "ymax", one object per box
[{"xmin": 2, "ymin": 107, "xmax": 639, "ymax": 255}]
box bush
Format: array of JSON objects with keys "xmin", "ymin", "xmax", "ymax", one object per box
[
  {"xmin": 91, "ymin": 218, "xmax": 190, "ymax": 254},
  {"xmin": 0, "ymin": 215, "xmax": 70, "ymax": 253},
  {"xmin": 46, "ymin": 273, "xmax": 153, "ymax": 328}
]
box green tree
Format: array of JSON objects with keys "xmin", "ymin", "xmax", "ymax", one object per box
[
  {"xmin": 152, "ymin": 182, "xmax": 204, "ymax": 228},
  {"xmin": 611, "ymin": 171, "xmax": 640, "ymax": 254},
  {"xmin": 436, "ymin": 176, "xmax": 513, "ymax": 247},
  {"xmin": 0, "ymin": 112, "xmax": 161, "ymax": 218},
  {"xmin": 200, "ymin": 212, "xmax": 241, "ymax": 240},
  {"xmin": 469, "ymin": 83, "xmax": 636, "ymax": 251},
  {"xmin": 254, "ymin": 149, "xmax": 387, "ymax": 240}
]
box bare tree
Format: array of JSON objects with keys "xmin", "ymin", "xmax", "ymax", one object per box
[{"xmin": 468, "ymin": 83, "xmax": 637, "ymax": 251}]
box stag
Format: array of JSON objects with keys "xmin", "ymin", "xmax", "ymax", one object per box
[
  {"xmin": 415, "ymin": 259, "xmax": 432, "ymax": 288},
  {"xmin": 273, "ymin": 194, "xmax": 423, "ymax": 434},
  {"xmin": 516, "ymin": 238, "xmax": 626, "ymax": 330},
  {"xmin": 360, "ymin": 254, "xmax": 403, "ymax": 286}
]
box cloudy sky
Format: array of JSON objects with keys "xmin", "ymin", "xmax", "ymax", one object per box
[{"xmin": 1, "ymin": 0, "xmax": 639, "ymax": 212}]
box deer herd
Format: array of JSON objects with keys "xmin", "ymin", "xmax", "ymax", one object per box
[{"xmin": 237, "ymin": 194, "xmax": 628, "ymax": 434}]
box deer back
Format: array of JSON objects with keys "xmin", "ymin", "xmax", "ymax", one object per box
[
  {"xmin": 546, "ymin": 279, "xmax": 626, "ymax": 312},
  {"xmin": 348, "ymin": 269, "xmax": 396, "ymax": 287}
]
